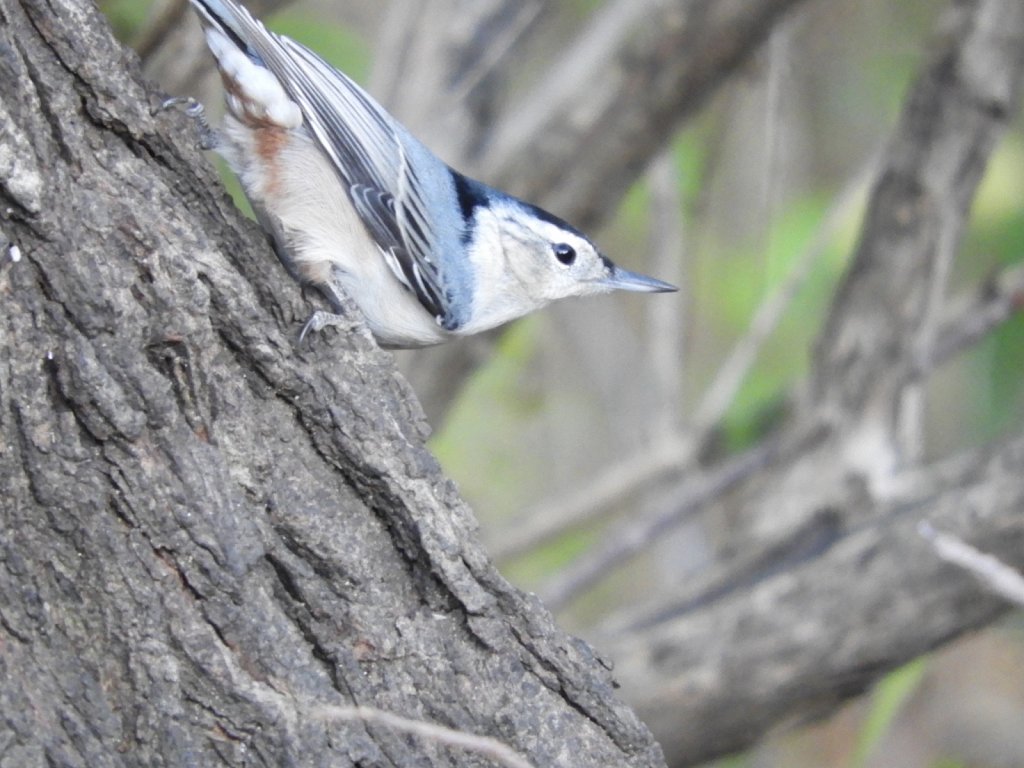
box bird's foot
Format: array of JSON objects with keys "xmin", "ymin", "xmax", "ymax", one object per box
[
  {"xmin": 299, "ymin": 309, "xmax": 350, "ymax": 343},
  {"xmin": 154, "ymin": 96, "xmax": 220, "ymax": 151}
]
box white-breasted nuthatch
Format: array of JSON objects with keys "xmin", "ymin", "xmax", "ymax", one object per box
[{"xmin": 178, "ymin": 0, "xmax": 677, "ymax": 348}]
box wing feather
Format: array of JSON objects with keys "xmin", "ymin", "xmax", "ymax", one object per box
[
  {"xmin": 196, "ymin": 0, "xmax": 462, "ymax": 327},
  {"xmin": 277, "ymin": 42, "xmax": 450, "ymax": 320}
]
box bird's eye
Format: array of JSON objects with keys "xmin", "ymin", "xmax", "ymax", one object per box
[{"xmin": 554, "ymin": 243, "xmax": 577, "ymax": 266}]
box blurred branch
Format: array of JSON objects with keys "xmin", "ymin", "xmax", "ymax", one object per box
[
  {"xmin": 918, "ymin": 521, "xmax": 1024, "ymax": 608},
  {"xmin": 492, "ymin": 436, "xmax": 691, "ymax": 563},
  {"xmin": 756, "ymin": 20, "xmax": 790, "ymax": 244},
  {"xmin": 596, "ymin": 1, "xmax": 1024, "ymax": 761},
  {"xmin": 646, "ymin": 150, "xmax": 688, "ymax": 436},
  {"xmin": 537, "ymin": 424, "xmax": 826, "ymax": 611},
  {"xmin": 534, "ymin": 252, "xmax": 1024, "ymax": 611},
  {"xmin": 511, "ymin": 208, "xmax": 1024, "ymax": 587},
  {"xmin": 692, "ymin": 0, "xmax": 1024, "ymax": 557},
  {"xmin": 485, "ymin": 0, "xmax": 812, "ymax": 229},
  {"xmin": 689, "ymin": 152, "xmax": 880, "ymax": 436},
  {"xmin": 810, "ymin": 0, "xmax": 1024, "ymax": 424},
  {"xmin": 926, "ymin": 260, "xmax": 1024, "ymax": 371},
  {"xmin": 370, "ymin": 0, "xmax": 546, "ymax": 165},
  {"xmin": 606, "ymin": 433, "xmax": 1024, "ymax": 766},
  {"xmin": 132, "ymin": 0, "xmax": 188, "ymax": 61}
]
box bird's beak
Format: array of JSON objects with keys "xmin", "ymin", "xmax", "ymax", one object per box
[{"xmin": 600, "ymin": 264, "xmax": 678, "ymax": 293}]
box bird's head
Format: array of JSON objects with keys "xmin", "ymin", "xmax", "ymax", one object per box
[{"xmin": 493, "ymin": 199, "xmax": 678, "ymax": 303}]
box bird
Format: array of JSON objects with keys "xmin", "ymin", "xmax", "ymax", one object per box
[{"xmin": 177, "ymin": 0, "xmax": 677, "ymax": 349}]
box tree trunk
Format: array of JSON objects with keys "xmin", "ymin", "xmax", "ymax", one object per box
[{"xmin": 0, "ymin": 1, "xmax": 663, "ymax": 765}]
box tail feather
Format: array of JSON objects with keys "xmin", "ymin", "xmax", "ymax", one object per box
[
  {"xmin": 189, "ymin": 0, "xmax": 303, "ymax": 129},
  {"xmin": 189, "ymin": 0, "xmax": 285, "ymax": 63},
  {"xmin": 189, "ymin": 0, "xmax": 249, "ymax": 41}
]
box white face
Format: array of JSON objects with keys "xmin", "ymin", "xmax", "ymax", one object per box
[
  {"xmin": 497, "ymin": 206, "xmax": 616, "ymax": 303},
  {"xmin": 461, "ymin": 197, "xmax": 675, "ymax": 335}
]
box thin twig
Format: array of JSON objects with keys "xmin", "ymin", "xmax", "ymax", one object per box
[
  {"xmin": 310, "ymin": 705, "xmax": 537, "ymax": 768},
  {"xmin": 370, "ymin": 0, "xmax": 543, "ymax": 167},
  {"xmin": 494, "ymin": 151, "xmax": 875, "ymax": 565},
  {"xmin": 690, "ymin": 152, "xmax": 880, "ymax": 434},
  {"xmin": 488, "ymin": 0, "xmax": 660, "ymax": 175},
  {"xmin": 918, "ymin": 521, "xmax": 1024, "ymax": 608},
  {"xmin": 486, "ymin": 0, "xmax": 810, "ymax": 227},
  {"xmin": 758, "ymin": 20, "xmax": 789, "ymax": 281},
  {"xmin": 492, "ymin": 436, "xmax": 691, "ymax": 562},
  {"xmin": 489, "ymin": 151, "xmax": 690, "ymax": 565},
  {"xmin": 538, "ymin": 428, "xmax": 820, "ymax": 610},
  {"xmin": 925, "ymin": 261, "xmax": 1024, "ymax": 372},
  {"xmin": 204, "ymin": 619, "xmax": 538, "ymax": 768},
  {"xmin": 646, "ymin": 149, "xmax": 687, "ymax": 438},
  {"xmin": 447, "ymin": 1, "xmax": 545, "ymax": 107}
]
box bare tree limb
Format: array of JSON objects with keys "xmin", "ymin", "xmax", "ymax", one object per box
[
  {"xmin": 587, "ymin": 2, "xmax": 1024, "ymax": 763},
  {"xmin": 484, "ymin": 0, "xmax": 813, "ymax": 229},
  {"xmin": 492, "ymin": 435, "xmax": 691, "ymax": 563},
  {"xmin": 918, "ymin": 522, "xmax": 1024, "ymax": 608},
  {"xmin": 132, "ymin": 0, "xmax": 189, "ymax": 61},
  {"xmin": 705, "ymin": 0, "xmax": 1024, "ymax": 553},
  {"xmin": 605, "ymin": 433, "xmax": 1024, "ymax": 766},
  {"xmin": 927, "ymin": 260, "xmax": 1024, "ymax": 371},
  {"xmin": 690, "ymin": 153, "xmax": 880, "ymax": 435},
  {"xmin": 538, "ymin": 425, "xmax": 826, "ymax": 610},
  {"xmin": 518, "ymin": 251, "xmax": 1024, "ymax": 596},
  {"xmin": 369, "ymin": 0, "xmax": 546, "ymax": 165},
  {"xmin": 810, "ymin": 0, "xmax": 1024, "ymax": 424}
]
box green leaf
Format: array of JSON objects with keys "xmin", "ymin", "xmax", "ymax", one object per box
[{"xmin": 850, "ymin": 657, "xmax": 928, "ymax": 768}]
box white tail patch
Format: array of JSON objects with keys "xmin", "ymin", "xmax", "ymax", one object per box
[{"xmin": 205, "ymin": 28, "xmax": 302, "ymax": 128}]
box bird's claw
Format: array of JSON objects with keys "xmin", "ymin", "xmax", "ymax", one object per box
[
  {"xmin": 154, "ymin": 96, "xmax": 219, "ymax": 151},
  {"xmin": 299, "ymin": 310, "xmax": 349, "ymax": 344}
]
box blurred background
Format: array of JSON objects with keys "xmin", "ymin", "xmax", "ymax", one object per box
[{"xmin": 104, "ymin": 0, "xmax": 1024, "ymax": 765}]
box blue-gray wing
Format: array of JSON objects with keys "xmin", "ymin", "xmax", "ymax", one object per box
[{"xmin": 194, "ymin": 0, "xmax": 468, "ymax": 329}]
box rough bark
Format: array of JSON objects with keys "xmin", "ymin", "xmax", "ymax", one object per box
[{"xmin": 0, "ymin": 1, "xmax": 663, "ymax": 766}]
